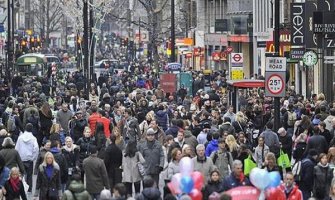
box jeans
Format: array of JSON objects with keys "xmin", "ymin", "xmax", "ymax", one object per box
[
  {"xmin": 23, "ymin": 161, "xmax": 33, "ymax": 192},
  {"xmin": 91, "ymin": 193, "xmax": 100, "ymax": 200}
]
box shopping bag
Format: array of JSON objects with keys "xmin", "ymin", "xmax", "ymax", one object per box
[
  {"xmin": 244, "ymin": 155, "xmax": 257, "ymax": 176},
  {"xmin": 277, "ymin": 149, "xmax": 291, "ymax": 169}
]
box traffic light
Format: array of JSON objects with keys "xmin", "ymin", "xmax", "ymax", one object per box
[{"xmin": 21, "ymin": 38, "xmax": 28, "ymax": 52}]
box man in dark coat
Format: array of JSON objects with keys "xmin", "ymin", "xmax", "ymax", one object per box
[
  {"xmin": 104, "ymin": 135, "xmax": 122, "ymax": 190},
  {"xmin": 298, "ymin": 149, "xmax": 318, "ymax": 200},
  {"xmin": 83, "ymin": 146, "xmax": 110, "ymax": 199},
  {"xmin": 306, "ymin": 128, "xmax": 328, "ymax": 155}
]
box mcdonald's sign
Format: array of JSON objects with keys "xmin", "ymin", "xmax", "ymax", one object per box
[{"xmin": 266, "ymin": 41, "xmax": 291, "ymax": 56}]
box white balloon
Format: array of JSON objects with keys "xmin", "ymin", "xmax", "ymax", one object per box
[
  {"xmin": 179, "ymin": 157, "xmax": 194, "ymax": 176},
  {"xmin": 249, "ymin": 168, "xmax": 270, "ymax": 190}
]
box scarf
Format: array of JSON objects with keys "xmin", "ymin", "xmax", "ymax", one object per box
[
  {"xmin": 63, "ymin": 144, "xmax": 77, "ymax": 152},
  {"xmin": 45, "ymin": 164, "xmax": 54, "ymax": 180},
  {"xmin": 9, "ymin": 177, "xmax": 20, "ymax": 192}
]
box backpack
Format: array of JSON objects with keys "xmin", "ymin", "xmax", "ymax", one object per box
[
  {"xmin": 292, "ymin": 160, "xmax": 302, "ymax": 182},
  {"xmin": 6, "ymin": 114, "xmax": 16, "ymax": 132},
  {"xmin": 287, "ymin": 111, "xmax": 297, "ymax": 126},
  {"xmin": 213, "ymin": 151, "xmax": 231, "ymax": 165}
]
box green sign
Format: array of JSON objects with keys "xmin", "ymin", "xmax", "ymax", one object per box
[{"xmin": 302, "ymin": 51, "xmax": 318, "ymax": 67}]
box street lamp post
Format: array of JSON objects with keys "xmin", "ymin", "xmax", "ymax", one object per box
[
  {"xmin": 273, "ymin": 0, "xmax": 280, "ymax": 131},
  {"xmin": 83, "ymin": 0, "xmax": 89, "ymax": 98},
  {"xmin": 7, "ymin": 0, "xmax": 13, "ymax": 81},
  {"xmin": 170, "ymin": 0, "xmax": 176, "ymax": 63}
]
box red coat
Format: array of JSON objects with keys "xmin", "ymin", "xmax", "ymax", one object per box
[
  {"xmin": 88, "ymin": 113, "xmax": 101, "ymax": 135},
  {"xmin": 279, "ymin": 184, "xmax": 303, "ymax": 200},
  {"xmin": 97, "ymin": 117, "xmax": 111, "ymax": 138}
]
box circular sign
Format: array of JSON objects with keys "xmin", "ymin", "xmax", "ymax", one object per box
[
  {"xmin": 267, "ymin": 74, "xmax": 284, "ymax": 95},
  {"xmin": 303, "ymin": 51, "xmax": 318, "ymax": 67},
  {"xmin": 233, "ymin": 54, "xmax": 242, "ymax": 62}
]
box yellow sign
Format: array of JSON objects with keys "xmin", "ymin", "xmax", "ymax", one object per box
[
  {"xmin": 231, "ymin": 69, "xmax": 244, "ymax": 80},
  {"xmin": 25, "ymin": 29, "xmax": 33, "ymax": 35}
]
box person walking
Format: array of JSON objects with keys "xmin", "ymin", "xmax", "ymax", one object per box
[
  {"xmin": 34, "ymin": 152, "xmax": 62, "ymax": 200},
  {"xmin": 83, "ymin": 145, "xmax": 110, "ymax": 200},
  {"xmin": 122, "ymin": 140, "xmax": 145, "ymax": 197},
  {"xmin": 0, "ymin": 137, "xmax": 25, "ymax": 175},
  {"xmin": 104, "ymin": 134, "xmax": 122, "ymax": 190},
  {"xmin": 15, "ymin": 123, "xmax": 39, "ymax": 193},
  {"xmin": 137, "ymin": 128, "xmax": 165, "ymax": 187},
  {"xmin": 3, "ymin": 167, "xmax": 27, "ymax": 200}
]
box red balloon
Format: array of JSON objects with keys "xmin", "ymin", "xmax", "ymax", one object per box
[
  {"xmin": 191, "ymin": 171, "xmax": 204, "ymax": 190},
  {"xmin": 189, "ymin": 189, "xmax": 203, "ymax": 200},
  {"xmin": 266, "ymin": 187, "xmax": 286, "ymax": 200}
]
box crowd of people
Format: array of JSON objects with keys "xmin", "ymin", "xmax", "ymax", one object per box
[{"xmin": 0, "ymin": 69, "xmax": 335, "ymax": 200}]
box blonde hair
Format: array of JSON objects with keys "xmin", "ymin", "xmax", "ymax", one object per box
[
  {"xmin": 50, "ymin": 123, "xmax": 61, "ymax": 134},
  {"xmin": 225, "ymin": 135, "xmax": 239, "ymax": 152},
  {"xmin": 43, "ymin": 152, "xmax": 58, "ymax": 166},
  {"xmin": 236, "ymin": 112, "xmax": 247, "ymax": 124}
]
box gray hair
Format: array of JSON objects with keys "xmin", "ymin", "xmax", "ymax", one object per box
[
  {"xmin": 2, "ymin": 137, "xmax": 14, "ymax": 148},
  {"xmin": 232, "ymin": 159, "xmax": 243, "ymax": 169},
  {"xmin": 196, "ymin": 144, "xmax": 205, "ymax": 151},
  {"xmin": 100, "ymin": 189, "xmax": 112, "ymax": 200}
]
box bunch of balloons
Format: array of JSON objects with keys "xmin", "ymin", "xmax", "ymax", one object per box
[
  {"xmin": 249, "ymin": 168, "xmax": 285, "ymax": 200},
  {"xmin": 167, "ymin": 157, "xmax": 204, "ymax": 200}
]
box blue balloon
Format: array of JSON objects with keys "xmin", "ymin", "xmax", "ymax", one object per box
[
  {"xmin": 267, "ymin": 171, "xmax": 281, "ymax": 188},
  {"xmin": 180, "ymin": 176, "xmax": 194, "ymax": 194}
]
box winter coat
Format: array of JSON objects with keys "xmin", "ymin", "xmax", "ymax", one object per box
[
  {"xmin": 34, "ymin": 148, "xmax": 49, "ymax": 174},
  {"xmin": 0, "ymin": 147, "xmax": 25, "ymax": 175},
  {"xmin": 76, "ymin": 136, "xmax": 97, "ymax": 166},
  {"xmin": 135, "ymin": 188, "xmax": 162, "ymax": 200},
  {"xmin": 260, "ymin": 129, "xmax": 280, "ymax": 155},
  {"xmin": 83, "ymin": 154, "xmax": 110, "ymax": 194},
  {"xmin": 35, "ymin": 163, "xmax": 61, "ymax": 200},
  {"xmin": 210, "ymin": 150, "xmax": 233, "ymax": 178},
  {"xmin": 278, "ymin": 184, "xmax": 303, "ymax": 200},
  {"xmin": 137, "ymin": 140, "xmax": 165, "ymax": 175},
  {"xmin": 39, "ymin": 110, "xmax": 53, "ymax": 136},
  {"xmin": 205, "ymin": 139, "xmax": 219, "ymax": 157},
  {"xmin": 122, "ymin": 117, "xmax": 141, "ymax": 142},
  {"xmin": 4, "ymin": 179, "xmax": 27, "ymax": 200},
  {"xmin": 61, "ymin": 145, "xmax": 80, "ymax": 175},
  {"xmin": 62, "ymin": 180, "xmax": 91, "ymax": 200},
  {"xmin": 104, "ymin": 143, "xmax": 123, "ymax": 181},
  {"xmin": 155, "ymin": 110, "xmax": 169, "ymax": 131},
  {"xmin": 88, "ymin": 113, "xmax": 101, "ymax": 135},
  {"xmin": 279, "ymin": 134, "xmax": 293, "ymax": 159},
  {"xmin": 192, "ymin": 157, "xmax": 216, "ymax": 181},
  {"xmin": 313, "ymin": 163, "xmax": 334, "ymax": 199},
  {"xmin": 299, "ymin": 156, "xmax": 317, "ymax": 192},
  {"xmin": 15, "ymin": 131, "xmax": 39, "ymax": 162},
  {"xmin": 222, "ymin": 172, "xmax": 251, "ymax": 191},
  {"xmin": 254, "ymin": 145, "xmax": 270, "ymax": 168},
  {"xmin": 203, "ymin": 180, "xmax": 224, "ymax": 200},
  {"xmin": 69, "ymin": 118, "xmax": 88, "ymax": 143},
  {"xmin": 166, "ymin": 160, "xmax": 180, "ymax": 181},
  {"xmin": 122, "ymin": 152, "xmax": 145, "ymax": 183},
  {"xmin": 56, "ymin": 109, "xmax": 73, "ymax": 133}
]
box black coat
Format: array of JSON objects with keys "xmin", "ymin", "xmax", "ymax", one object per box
[
  {"xmin": 293, "ymin": 142, "xmax": 307, "ymax": 161},
  {"xmin": 203, "ymin": 180, "xmax": 224, "ymax": 200},
  {"xmin": 299, "ymin": 157, "xmax": 317, "ymax": 192},
  {"xmin": 279, "ymin": 134, "xmax": 293, "ymax": 158},
  {"xmin": 4, "ymin": 179, "xmax": 27, "ymax": 200},
  {"xmin": 35, "ymin": 164, "xmax": 61, "ymax": 200}
]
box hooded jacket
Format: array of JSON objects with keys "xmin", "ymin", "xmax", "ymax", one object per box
[
  {"xmin": 155, "ymin": 110, "xmax": 169, "ymax": 131},
  {"xmin": 279, "ymin": 184, "xmax": 303, "ymax": 200},
  {"xmin": 205, "ymin": 139, "xmax": 219, "ymax": 157},
  {"xmin": 62, "ymin": 180, "xmax": 91, "ymax": 200},
  {"xmin": 15, "ymin": 131, "xmax": 39, "ymax": 161}
]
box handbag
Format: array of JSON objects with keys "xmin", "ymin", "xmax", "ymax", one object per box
[
  {"xmin": 277, "ymin": 149, "xmax": 291, "ymax": 169},
  {"xmin": 244, "ymin": 155, "xmax": 257, "ymax": 176},
  {"xmin": 48, "ymin": 188, "xmax": 58, "ymax": 199},
  {"xmin": 137, "ymin": 153, "xmax": 146, "ymax": 177}
]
